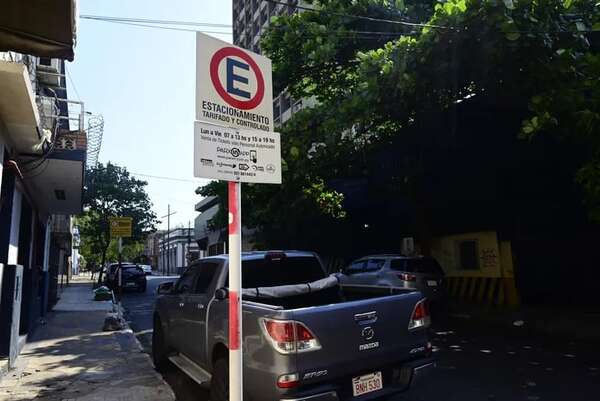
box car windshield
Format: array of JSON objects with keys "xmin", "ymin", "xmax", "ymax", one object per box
[
  {"xmin": 241, "ymin": 256, "xmax": 325, "ymax": 288},
  {"xmin": 390, "ymin": 258, "xmax": 444, "ymax": 275}
]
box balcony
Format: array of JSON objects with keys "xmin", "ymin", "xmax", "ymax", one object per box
[
  {"xmin": 19, "ymin": 100, "xmax": 87, "ymax": 215},
  {"xmin": 0, "ymin": 56, "xmax": 42, "ymax": 154}
]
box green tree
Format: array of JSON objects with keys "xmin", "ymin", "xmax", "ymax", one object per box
[
  {"xmin": 199, "ymin": 0, "xmax": 600, "ymax": 251},
  {"xmin": 80, "ymin": 162, "xmax": 158, "ymax": 283}
]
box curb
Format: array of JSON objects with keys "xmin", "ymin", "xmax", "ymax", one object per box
[{"xmin": 114, "ymin": 302, "xmax": 176, "ymax": 401}]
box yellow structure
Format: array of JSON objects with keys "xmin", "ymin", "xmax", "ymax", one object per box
[{"xmin": 431, "ymin": 231, "xmax": 520, "ymax": 307}]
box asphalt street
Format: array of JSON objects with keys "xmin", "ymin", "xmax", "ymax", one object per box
[{"xmin": 123, "ymin": 276, "xmax": 600, "ymax": 401}]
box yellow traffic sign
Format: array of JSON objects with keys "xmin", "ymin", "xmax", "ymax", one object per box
[{"xmin": 109, "ymin": 217, "xmax": 132, "ymax": 238}]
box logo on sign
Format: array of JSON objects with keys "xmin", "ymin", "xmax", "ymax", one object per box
[{"xmin": 210, "ymin": 47, "xmax": 265, "ymax": 110}]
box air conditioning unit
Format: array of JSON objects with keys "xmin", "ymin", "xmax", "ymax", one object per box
[{"xmin": 36, "ymin": 58, "xmax": 62, "ymax": 86}]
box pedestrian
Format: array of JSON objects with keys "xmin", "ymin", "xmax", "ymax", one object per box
[{"xmin": 90, "ymin": 261, "xmax": 97, "ymax": 281}]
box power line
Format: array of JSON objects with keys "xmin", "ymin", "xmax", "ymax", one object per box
[
  {"xmin": 65, "ymin": 65, "xmax": 81, "ymax": 101},
  {"xmin": 263, "ymin": 0, "xmax": 597, "ymax": 34},
  {"xmin": 84, "ymin": 16, "xmax": 412, "ymax": 40},
  {"xmin": 84, "ymin": 18, "xmax": 233, "ymax": 35},
  {"xmin": 80, "ymin": 15, "xmax": 233, "ymax": 29},
  {"xmin": 263, "ymin": 0, "xmax": 452, "ymax": 30},
  {"xmin": 130, "ymin": 172, "xmax": 207, "ymax": 184}
]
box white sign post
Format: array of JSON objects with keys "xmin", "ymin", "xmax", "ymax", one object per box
[{"xmin": 195, "ymin": 33, "xmax": 279, "ymax": 401}]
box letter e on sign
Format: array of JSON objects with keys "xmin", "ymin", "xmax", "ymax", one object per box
[{"xmin": 196, "ymin": 33, "xmax": 273, "ymax": 132}]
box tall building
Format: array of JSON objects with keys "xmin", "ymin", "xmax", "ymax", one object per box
[{"xmin": 232, "ymin": 0, "xmax": 304, "ymax": 125}]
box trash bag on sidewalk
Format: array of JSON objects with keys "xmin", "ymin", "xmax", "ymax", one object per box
[
  {"xmin": 94, "ymin": 286, "xmax": 113, "ymax": 301},
  {"xmin": 103, "ymin": 312, "xmax": 125, "ymax": 331}
]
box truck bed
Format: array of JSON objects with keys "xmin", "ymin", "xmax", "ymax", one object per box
[{"xmin": 243, "ymin": 282, "xmax": 416, "ymax": 309}]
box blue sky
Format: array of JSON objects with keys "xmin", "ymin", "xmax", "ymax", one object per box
[{"xmin": 68, "ymin": 0, "xmax": 232, "ymax": 230}]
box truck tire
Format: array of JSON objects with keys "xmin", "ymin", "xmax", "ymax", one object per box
[
  {"xmin": 152, "ymin": 317, "xmax": 170, "ymax": 373},
  {"xmin": 209, "ymin": 357, "xmax": 229, "ymax": 401}
]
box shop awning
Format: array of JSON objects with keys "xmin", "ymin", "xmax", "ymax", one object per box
[{"xmin": 0, "ymin": 0, "xmax": 77, "ymax": 61}]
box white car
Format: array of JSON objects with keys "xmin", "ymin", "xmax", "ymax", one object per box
[{"xmin": 139, "ymin": 264, "xmax": 153, "ymax": 275}]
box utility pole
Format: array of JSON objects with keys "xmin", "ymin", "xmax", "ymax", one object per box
[
  {"xmin": 161, "ymin": 205, "xmax": 176, "ymax": 276},
  {"xmin": 187, "ymin": 220, "xmax": 191, "ymax": 267}
]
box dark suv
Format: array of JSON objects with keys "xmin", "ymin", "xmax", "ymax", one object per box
[{"xmin": 108, "ymin": 264, "xmax": 147, "ymax": 293}]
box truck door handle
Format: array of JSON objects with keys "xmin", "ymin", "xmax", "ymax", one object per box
[{"xmin": 355, "ymin": 311, "xmax": 378, "ymax": 324}]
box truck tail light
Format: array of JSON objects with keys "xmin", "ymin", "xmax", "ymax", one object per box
[
  {"xmin": 398, "ymin": 273, "xmax": 417, "ymax": 282},
  {"xmin": 277, "ymin": 373, "xmax": 300, "ymax": 388},
  {"xmin": 262, "ymin": 319, "xmax": 322, "ymax": 354},
  {"xmin": 408, "ymin": 299, "xmax": 431, "ymax": 330}
]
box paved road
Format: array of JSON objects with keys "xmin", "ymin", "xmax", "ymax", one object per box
[
  {"xmin": 123, "ymin": 278, "xmax": 600, "ymax": 401},
  {"xmin": 121, "ymin": 275, "xmax": 207, "ymax": 401}
]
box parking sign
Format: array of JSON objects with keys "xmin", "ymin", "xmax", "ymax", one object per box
[{"xmin": 196, "ymin": 33, "xmax": 274, "ymax": 133}]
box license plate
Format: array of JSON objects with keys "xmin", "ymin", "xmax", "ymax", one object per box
[
  {"xmin": 427, "ymin": 280, "xmax": 438, "ymax": 287},
  {"xmin": 352, "ymin": 371, "xmax": 383, "ymax": 397},
  {"xmin": 125, "ymin": 282, "xmax": 136, "ymax": 287}
]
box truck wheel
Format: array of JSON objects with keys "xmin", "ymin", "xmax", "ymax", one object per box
[
  {"xmin": 209, "ymin": 357, "xmax": 229, "ymax": 401},
  {"xmin": 152, "ymin": 317, "xmax": 170, "ymax": 373}
]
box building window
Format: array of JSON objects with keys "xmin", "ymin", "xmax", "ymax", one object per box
[
  {"xmin": 281, "ymin": 96, "xmax": 291, "ymax": 112},
  {"xmin": 292, "ymin": 100, "xmax": 302, "ymax": 113},
  {"xmin": 457, "ymin": 240, "xmax": 479, "ymax": 270},
  {"xmin": 261, "ymin": 8, "xmax": 268, "ymax": 25}
]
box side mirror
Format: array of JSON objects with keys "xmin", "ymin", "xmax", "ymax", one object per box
[
  {"xmin": 157, "ymin": 281, "xmax": 174, "ymax": 295},
  {"xmin": 215, "ymin": 288, "xmax": 228, "ymax": 301}
]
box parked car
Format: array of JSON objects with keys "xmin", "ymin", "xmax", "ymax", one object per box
[
  {"xmin": 106, "ymin": 263, "xmax": 146, "ymax": 293},
  {"xmin": 139, "ymin": 264, "xmax": 152, "ymax": 275},
  {"xmin": 152, "ymin": 251, "xmax": 435, "ymax": 401},
  {"xmin": 339, "ymin": 255, "xmax": 446, "ymax": 302},
  {"xmin": 105, "ymin": 262, "xmax": 133, "ymax": 284},
  {"xmin": 119, "ymin": 265, "xmax": 147, "ymax": 292}
]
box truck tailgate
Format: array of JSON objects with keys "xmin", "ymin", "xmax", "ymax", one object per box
[{"xmin": 291, "ymin": 291, "xmax": 428, "ymax": 385}]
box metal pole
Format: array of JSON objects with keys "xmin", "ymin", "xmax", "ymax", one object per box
[
  {"xmin": 228, "ymin": 181, "xmax": 242, "ymax": 401},
  {"xmin": 187, "ymin": 220, "xmax": 191, "ymax": 266},
  {"xmin": 167, "ymin": 204, "xmax": 170, "ymax": 276},
  {"xmin": 118, "ymin": 237, "xmax": 123, "ymax": 318}
]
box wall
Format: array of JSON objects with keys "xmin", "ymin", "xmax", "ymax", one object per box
[
  {"xmin": 431, "ymin": 231, "xmax": 519, "ymax": 306},
  {"xmin": 0, "ymin": 127, "xmax": 4, "ymax": 301},
  {"xmin": 7, "ymin": 189, "xmax": 22, "ymax": 264},
  {"xmin": 431, "ymin": 231, "xmax": 502, "ymax": 278}
]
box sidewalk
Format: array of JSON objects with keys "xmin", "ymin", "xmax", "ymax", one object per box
[{"xmin": 0, "ymin": 277, "xmax": 175, "ymax": 401}]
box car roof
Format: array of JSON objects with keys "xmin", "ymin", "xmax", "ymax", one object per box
[
  {"xmin": 357, "ymin": 254, "xmax": 432, "ymax": 260},
  {"xmin": 202, "ymin": 250, "xmax": 317, "ymax": 262}
]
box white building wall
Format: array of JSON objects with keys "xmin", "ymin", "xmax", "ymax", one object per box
[
  {"xmin": 42, "ymin": 218, "xmax": 51, "ymax": 272},
  {"xmin": 8, "ymin": 189, "xmax": 22, "ymax": 264},
  {"xmin": 0, "ymin": 134, "xmax": 4, "ymax": 193}
]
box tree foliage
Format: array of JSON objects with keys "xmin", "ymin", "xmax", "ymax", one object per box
[
  {"xmin": 79, "ymin": 162, "xmax": 158, "ymax": 280},
  {"xmin": 200, "ymin": 0, "xmax": 600, "ymax": 253}
]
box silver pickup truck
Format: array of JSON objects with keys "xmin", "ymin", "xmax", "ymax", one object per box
[{"xmin": 152, "ymin": 251, "xmax": 435, "ymax": 401}]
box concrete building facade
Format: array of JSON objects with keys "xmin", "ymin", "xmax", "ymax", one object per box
[
  {"xmin": 157, "ymin": 228, "xmax": 200, "ymax": 275},
  {"xmin": 0, "ymin": 2, "xmax": 84, "ymax": 371},
  {"xmin": 232, "ymin": 0, "xmax": 305, "ymax": 125}
]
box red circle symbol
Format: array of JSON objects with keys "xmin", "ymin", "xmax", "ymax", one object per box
[{"xmin": 210, "ymin": 47, "xmax": 265, "ymax": 110}]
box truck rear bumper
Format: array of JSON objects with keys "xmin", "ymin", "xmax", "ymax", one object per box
[
  {"xmin": 281, "ymin": 391, "xmax": 339, "ymax": 401},
  {"xmin": 408, "ymin": 360, "xmax": 436, "ymax": 387},
  {"xmin": 279, "ymin": 357, "xmax": 436, "ymax": 401}
]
